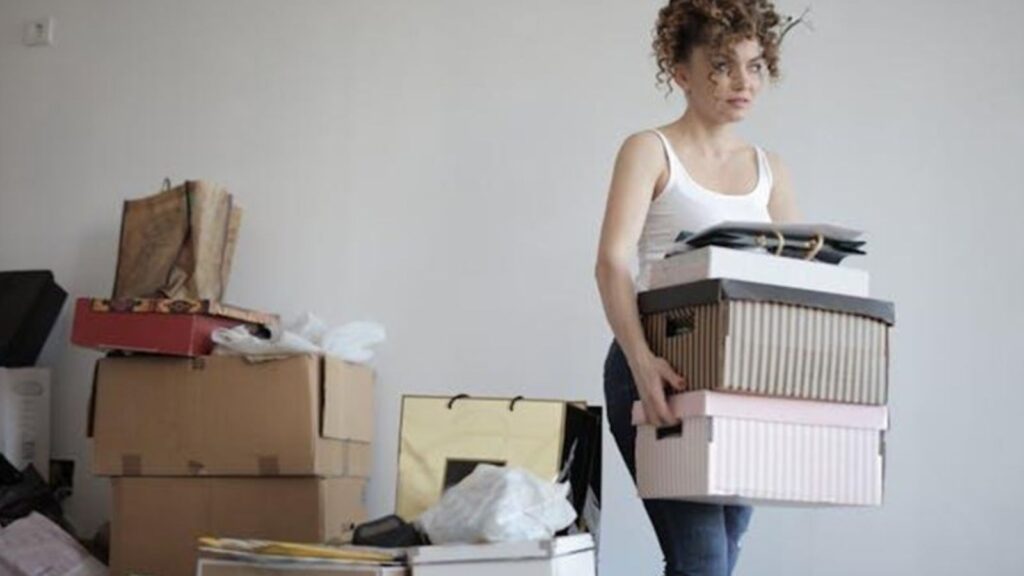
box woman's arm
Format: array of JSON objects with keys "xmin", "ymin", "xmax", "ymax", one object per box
[
  {"xmin": 596, "ymin": 132, "xmax": 684, "ymax": 426},
  {"xmin": 766, "ymin": 151, "xmax": 800, "ymax": 223}
]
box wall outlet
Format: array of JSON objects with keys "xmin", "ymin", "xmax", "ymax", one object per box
[{"xmin": 24, "ymin": 17, "xmax": 55, "ymax": 47}]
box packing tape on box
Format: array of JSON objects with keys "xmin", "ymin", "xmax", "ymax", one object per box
[
  {"xmin": 121, "ymin": 454, "xmax": 142, "ymax": 476},
  {"xmin": 258, "ymin": 456, "xmax": 281, "ymax": 475}
]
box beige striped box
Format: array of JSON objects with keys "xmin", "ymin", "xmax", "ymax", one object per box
[
  {"xmin": 639, "ymin": 279, "xmax": 894, "ymax": 405},
  {"xmin": 632, "ymin": 391, "xmax": 887, "ymax": 506}
]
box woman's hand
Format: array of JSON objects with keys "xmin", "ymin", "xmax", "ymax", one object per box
[{"xmin": 630, "ymin": 352, "xmax": 686, "ymax": 427}]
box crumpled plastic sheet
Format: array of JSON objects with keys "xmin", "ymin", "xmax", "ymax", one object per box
[
  {"xmin": 212, "ymin": 312, "xmax": 386, "ymax": 364},
  {"xmin": 417, "ymin": 465, "xmax": 577, "ymax": 544}
]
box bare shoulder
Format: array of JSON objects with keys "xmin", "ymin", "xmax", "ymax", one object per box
[
  {"xmin": 618, "ymin": 130, "xmax": 664, "ymax": 164},
  {"xmin": 613, "ymin": 130, "xmax": 667, "ymax": 188},
  {"xmin": 764, "ymin": 149, "xmax": 791, "ymax": 178},
  {"xmin": 763, "ymin": 149, "xmax": 801, "ymax": 222}
]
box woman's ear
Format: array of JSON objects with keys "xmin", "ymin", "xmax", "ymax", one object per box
[{"xmin": 673, "ymin": 64, "xmax": 691, "ymax": 95}]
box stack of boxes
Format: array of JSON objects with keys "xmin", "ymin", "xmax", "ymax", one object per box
[
  {"xmin": 633, "ymin": 241, "xmax": 894, "ymax": 506},
  {"xmin": 85, "ymin": 353, "xmax": 375, "ymax": 576},
  {"xmin": 69, "ymin": 182, "xmax": 377, "ymax": 576}
]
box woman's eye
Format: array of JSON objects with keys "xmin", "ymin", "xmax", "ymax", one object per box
[
  {"xmin": 712, "ymin": 62, "xmax": 729, "ymax": 73},
  {"xmin": 749, "ymin": 62, "xmax": 764, "ymax": 73}
]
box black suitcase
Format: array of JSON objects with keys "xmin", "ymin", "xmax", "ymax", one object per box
[{"xmin": 0, "ymin": 270, "xmax": 67, "ymax": 367}]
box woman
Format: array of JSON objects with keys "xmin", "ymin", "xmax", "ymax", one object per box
[{"xmin": 595, "ymin": 1, "xmax": 801, "ymax": 574}]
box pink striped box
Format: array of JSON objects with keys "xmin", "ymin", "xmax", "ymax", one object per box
[{"xmin": 632, "ymin": 391, "xmax": 888, "ymax": 506}]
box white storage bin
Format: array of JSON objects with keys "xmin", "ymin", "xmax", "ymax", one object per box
[{"xmin": 407, "ymin": 534, "xmax": 595, "ymax": 576}]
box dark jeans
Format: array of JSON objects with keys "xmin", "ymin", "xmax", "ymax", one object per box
[{"xmin": 604, "ymin": 341, "xmax": 753, "ymax": 576}]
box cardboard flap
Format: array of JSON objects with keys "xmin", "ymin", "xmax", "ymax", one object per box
[{"xmin": 321, "ymin": 358, "xmax": 374, "ymax": 443}]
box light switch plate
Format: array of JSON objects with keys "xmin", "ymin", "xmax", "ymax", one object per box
[{"xmin": 24, "ymin": 17, "xmax": 55, "ymax": 47}]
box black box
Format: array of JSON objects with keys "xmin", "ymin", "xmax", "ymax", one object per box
[{"xmin": 0, "ymin": 270, "xmax": 67, "ymax": 367}]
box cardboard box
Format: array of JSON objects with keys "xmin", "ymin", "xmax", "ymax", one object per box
[
  {"xmin": 111, "ymin": 476, "xmax": 368, "ymax": 576},
  {"xmin": 633, "ymin": 391, "xmax": 887, "ymax": 506},
  {"xmin": 648, "ymin": 245, "xmax": 870, "ymax": 296},
  {"xmin": 0, "ymin": 368, "xmax": 50, "ymax": 479},
  {"xmin": 0, "ymin": 270, "xmax": 67, "ymax": 368},
  {"xmin": 91, "ymin": 354, "xmax": 373, "ymax": 476},
  {"xmin": 197, "ymin": 560, "xmax": 407, "ymax": 576},
  {"xmin": 395, "ymin": 395, "xmax": 601, "ymax": 533},
  {"xmin": 71, "ymin": 297, "xmax": 276, "ymax": 357},
  {"xmin": 640, "ymin": 278, "xmax": 894, "ymax": 405},
  {"xmin": 407, "ymin": 534, "xmax": 595, "ymax": 576}
]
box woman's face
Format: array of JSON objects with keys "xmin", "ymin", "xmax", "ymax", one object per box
[{"xmin": 674, "ymin": 38, "xmax": 767, "ymax": 124}]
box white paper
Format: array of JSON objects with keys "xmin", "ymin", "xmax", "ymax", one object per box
[{"xmin": 0, "ymin": 513, "xmax": 107, "ymax": 576}]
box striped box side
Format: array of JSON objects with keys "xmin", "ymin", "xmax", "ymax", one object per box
[
  {"xmin": 710, "ymin": 417, "xmax": 883, "ymax": 506},
  {"xmin": 636, "ymin": 417, "xmax": 884, "ymax": 507}
]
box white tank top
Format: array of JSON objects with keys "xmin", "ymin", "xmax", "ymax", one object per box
[{"xmin": 636, "ymin": 129, "xmax": 773, "ymax": 290}]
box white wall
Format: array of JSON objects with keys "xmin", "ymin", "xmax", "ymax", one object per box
[{"xmin": 2, "ymin": 1, "xmax": 1023, "ymax": 574}]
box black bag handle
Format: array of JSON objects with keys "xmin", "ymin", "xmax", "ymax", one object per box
[
  {"xmin": 446, "ymin": 394, "xmax": 470, "ymax": 409},
  {"xmin": 445, "ymin": 394, "xmax": 528, "ymax": 411}
]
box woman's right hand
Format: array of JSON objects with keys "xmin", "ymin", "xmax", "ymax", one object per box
[{"xmin": 630, "ymin": 352, "xmax": 687, "ymax": 427}]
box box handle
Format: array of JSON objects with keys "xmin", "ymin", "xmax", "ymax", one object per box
[
  {"xmin": 665, "ymin": 313, "xmax": 695, "ymax": 338},
  {"xmin": 655, "ymin": 423, "xmax": 683, "ymax": 440}
]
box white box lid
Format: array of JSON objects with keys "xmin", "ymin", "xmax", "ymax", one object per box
[
  {"xmin": 632, "ymin": 391, "xmax": 888, "ymax": 430},
  {"xmin": 406, "ymin": 534, "xmax": 594, "ymax": 565}
]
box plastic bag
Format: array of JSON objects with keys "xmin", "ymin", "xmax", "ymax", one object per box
[
  {"xmin": 417, "ymin": 465, "xmax": 577, "ymax": 544},
  {"xmin": 212, "ymin": 312, "xmax": 386, "ymax": 364}
]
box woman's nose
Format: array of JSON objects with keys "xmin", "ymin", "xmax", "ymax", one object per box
[{"xmin": 731, "ymin": 68, "xmax": 753, "ymax": 91}]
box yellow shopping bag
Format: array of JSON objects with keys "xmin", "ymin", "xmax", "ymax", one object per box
[{"xmin": 395, "ymin": 394, "xmax": 601, "ymax": 534}]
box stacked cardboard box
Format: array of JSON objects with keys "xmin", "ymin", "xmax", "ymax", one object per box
[
  {"xmin": 56, "ymin": 182, "xmax": 384, "ymax": 574},
  {"xmin": 88, "ymin": 354, "xmax": 375, "ymax": 576},
  {"xmin": 634, "ymin": 245, "xmax": 894, "ymax": 507},
  {"xmin": 65, "ymin": 182, "xmax": 385, "ymax": 574}
]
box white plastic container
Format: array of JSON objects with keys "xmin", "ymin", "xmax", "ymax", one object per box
[
  {"xmin": 407, "ymin": 534, "xmax": 595, "ymax": 576},
  {"xmin": 0, "ymin": 368, "xmax": 50, "ymax": 479},
  {"xmin": 633, "ymin": 391, "xmax": 887, "ymax": 507}
]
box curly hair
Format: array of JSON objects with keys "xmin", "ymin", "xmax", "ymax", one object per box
[{"xmin": 653, "ymin": 0, "xmax": 792, "ymax": 92}]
